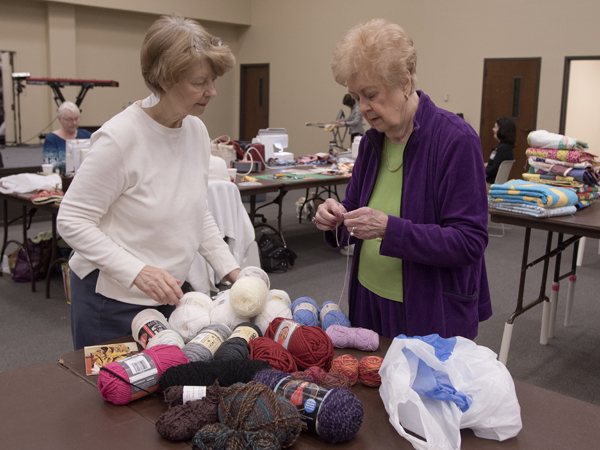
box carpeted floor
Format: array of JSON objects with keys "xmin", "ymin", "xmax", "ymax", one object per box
[{"xmin": 1, "ymin": 190, "xmax": 599, "ymax": 407}]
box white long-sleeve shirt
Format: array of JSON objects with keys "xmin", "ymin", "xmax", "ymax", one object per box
[{"xmin": 57, "ymin": 103, "xmax": 238, "ymax": 306}]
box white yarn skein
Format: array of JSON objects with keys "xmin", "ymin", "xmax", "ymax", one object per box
[
  {"xmin": 268, "ymin": 289, "xmax": 291, "ymax": 308},
  {"xmin": 253, "ymin": 299, "xmax": 293, "ymax": 335},
  {"xmin": 229, "ymin": 276, "xmax": 269, "ymax": 318},
  {"xmin": 210, "ymin": 290, "xmax": 247, "ymax": 330},
  {"xmin": 131, "ymin": 308, "xmax": 170, "ymax": 349},
  {"xmin": 146, "ymin": 329, "xmax": 185, "ymax": 349},
  {"xmin": 168, "ymin": 292, "xmax": 213, "ymax": 343}
]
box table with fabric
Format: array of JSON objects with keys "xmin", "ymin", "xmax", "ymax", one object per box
[
  {"xmin": 489, "ymin": 203, "xmax": 600, "ymax": 365},
  {"xmin": 0, "ymin": 191, "xmax": 63, "ymax": 297},
  {"xmin": 25, "ymin": 335, "xmax": 595, "ymax": 449}
]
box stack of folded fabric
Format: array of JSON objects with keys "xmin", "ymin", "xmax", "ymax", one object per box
[
  {"xmin": 524, "ymin": 130, "xmax": 599, "ymax": 210},
  {"xmin": 488, "ymin": 179, "xmax": 578, "ymax": 218}
]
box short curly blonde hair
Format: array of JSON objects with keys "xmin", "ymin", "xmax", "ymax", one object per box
[
  {"xmin": 141, "ymin": 14, "xmax": 235, "ymax": 96},
  {"xmin": 331, "ymin": 19, "xmax": 417, "ymax": 93}
]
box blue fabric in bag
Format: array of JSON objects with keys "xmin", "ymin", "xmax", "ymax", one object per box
[{"xmin": 398, "ymin": 334, "xmax": 473, "ymax": 413}]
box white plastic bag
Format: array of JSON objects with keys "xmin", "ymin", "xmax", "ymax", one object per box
[{"xmin": 379, "ymin": 334, "xmax": 522, "ymax": 450}]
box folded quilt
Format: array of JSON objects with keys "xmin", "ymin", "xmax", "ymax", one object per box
[
  {"xmin": 521, "ymin": 173, "xmax": 582, "ymax": 188},
  {"xmin": 0, "ymin": 173, "xmax": 62, "ymax": 195},
  {"xmin": 527, "ymin": 130, "xmax": 589, "ymax": 151},
  {"xmin": 488, "ymin": 200, "xmax": 577, "ymax": 218},
  {"xmin": 526, "ymin": 148, "xmax": 597, "ymax": 164},
  {"xmin": 489, "ymin": 179, "xmax": 579, "ymax": 208}
]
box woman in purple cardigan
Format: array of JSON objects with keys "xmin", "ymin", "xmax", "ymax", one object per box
[{"xmin": 313, "ymin": 19, "xmax": 491, "ymax": 340}]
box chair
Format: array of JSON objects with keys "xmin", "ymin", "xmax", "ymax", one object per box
[
  {"xmin": 186, "ymin": 180, "xmax": 261, "ymax": 295},
  {"xmin": 488, "ymin": 159, "xmax": 515, "ymax": 237}
]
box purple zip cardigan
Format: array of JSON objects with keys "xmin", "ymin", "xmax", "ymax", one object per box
[{"xmin": 326, "ymin": 91, "xmax": 492, "ymax": 339}]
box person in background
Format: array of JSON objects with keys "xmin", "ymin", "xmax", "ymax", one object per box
[
  {"xmin": 57, "ymin": 14, "xmax": 241, "ymax": 350},
  {"xmin": 337, "ymin": 93, "xmax": 365, "ymax": 142},
  {"xmin": 313, "ymin": 19, "xmax": 491, "ymax": 340},
  {"xmin": 485, "ymin": 117, "xmax": 516, "ymax": 188},
  {"xmin": 42, "ymin": 101, "xmax": 92, "ymax": 174}
]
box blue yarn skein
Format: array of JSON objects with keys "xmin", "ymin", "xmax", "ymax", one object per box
[
  {"xmin": 320, "ymin": 301, "xmax": 351, "ymax": 331},
  {"xmin": 292, "ymin": 297, "xmax": 319, "ymax": 326}
]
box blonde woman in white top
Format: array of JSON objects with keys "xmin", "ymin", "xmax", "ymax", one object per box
[{"xmin": 58, "ymin": 14, "xmax": 241, "ymax": 350}]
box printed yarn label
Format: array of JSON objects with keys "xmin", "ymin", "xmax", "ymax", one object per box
[
  {"xmin": 273, "ymin": 319, "xmax": 302, "ymax": 350},
  {"xmin": 275, "ymin": 377, "xmax": 332, "ymax": 436},
  {"xmin": 238, "ymin": 267, "xmax": 270, "ymax": 287},
  {"xmin": 230, "ymin": 325, "xmax": 259, "ymax": 343},
  {"xmin": 319, "ymin": 302, "xmax": 341, "ymax": 322},
  {"xmin": 182, "ymin": 386, "xmax": 207, "ymax": 404},
  {"xmin": 188, "ymin": 329, "xmax": 225, "ymax": 355},
  {"xmin": 118, "ymin": 353, "xmax": 159, "ymax": 400},
  {"xmin": 137, "ymin": 319, "xmax": 168, "ymax": 349},
  {"xmin": 295, "ymin": 302, "xmax": 318, "ymax": 316}
]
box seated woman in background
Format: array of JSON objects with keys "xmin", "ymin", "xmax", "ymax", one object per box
[
  {"xmin": 485, "ymin": 117, "xmax": 516, "ymax": 187},
  {"xmin": 43, "ymin": 101, "xmax": 91, "ymax": 174}
]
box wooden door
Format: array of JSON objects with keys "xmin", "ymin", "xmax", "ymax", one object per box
[
  {"xmin": 239, "ymin": 64, "xmax": 269, "ymax": 141},
  {"xmin": 480, "ymin": 58, "xmax": 541, "ymax": 181}
]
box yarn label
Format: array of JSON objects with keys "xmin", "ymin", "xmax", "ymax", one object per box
[
  {"xmin": 182, "ymin": 386, "xmax": 207, "ymax": 404},
  {"xmin": 118, "ymin": 353, "xmax": 159, "ymax": 400},
  {"xmin": 274, "ymin": 319, "xmax": 302, "ymax": 350},
  {"xmin": 238, "ymin": 266, "xmax": 270, "ymax": 287},
  {"xmin": 294, "ymin": 303, "xmax": 318, "ymax": 316},
  {"xmin": 319, "ymin": 302, "xmax": 341, "ymax": 322},
  {"xmin": 275, "ymin": 377, "xmax": 332, "ymax": 436},
  {"xmin": 188, "ymin": 330, "xmax": 225, "ymax": 355},
  {"xmin": 137, "ymin": 320, "xmax": 169, "ymax": 349},
  {"xmin": 230, "ymin": 325, "xmax": 259, "ymax": 343}
]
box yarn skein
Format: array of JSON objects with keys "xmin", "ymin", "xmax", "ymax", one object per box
[
  {"xmin": 168, "ymin": 292, "xmax": 213, "ymax": 343},
  {"xmin": 159, "ymin": 358, "xmax": 271, "ymax": 391},
  {"xmin": 358, "ymin": 356, "xmax": 384, "ymax": 387},
  {"xmin": 213, "ymin": 322, "xmax": 262, "ymax": 361},
  {"xmin": 229, "ymin": 275, "xmax": 269, "ymax": 318},
  {"xmin": 131, "ymin": 308, "xmax": 170, "ymax": 349},
  {"xmin": 182, "ymin": 324, "xmax": 231, "ymax": 362},
  {"xmin": 320, "ymin": 301, "xmax": 351, "ymax": 331},
  {"xmin": 253, "ymin": 369, "xmax": 364, "ymax": 444},
  {"xmin": 147, "ymin": 329, "xmax": 185, "ymax": 349},
  {"xmin": 291, "ymin": 297, "xmax": 319, "ymax": 326},
  {"xmin": 236, "ymin": 266, "xmax": 271, "ymax": 290},
  {"xmin": 210, "ymin": 290, "xmax": 247, "ymax": 331},
  {"xmin": 331, "ymin": 354, "xmax": 359, "ymax": 386},
  {"xmin": 326, "ymin": 325, "xmax": 380, "ymax": 351},
  {"xmin": 265, "ymin": 317, "xmax": 335, "ymax": 371},
  {"xmin": 268, "ymin": 289, "xmax": 291, "ymax": 307},
  {"xmin": 249, "ymin": 336, "xmax": 297, "ymax": 373},
  {"xmin": 98, "ymin": 344, "xmax": 190, "ymax": 405},
  {"xmin": 156, "ymin": 381, "xmax": 226, "ymax": 441},
  {"xmin": 218, "ymin": 381, "xmax": 302, "ymax": 449},
  {"xmin": 254, "ymin": 298, "xmax": 293, "ymax": 335},
  {"xmin": 193, "ymin": 423, "xmax": 280, "ymax": 450},
  {"xmin": 292, "ymin": 366, "xmax": 351, "ymax": 390}
]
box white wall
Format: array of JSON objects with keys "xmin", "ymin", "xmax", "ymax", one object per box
[{"xmin": 565, "ymin": 60, "xmax": 600, "ymax": 154}]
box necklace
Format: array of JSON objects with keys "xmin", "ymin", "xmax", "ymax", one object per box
[{"xmin": 384, "ymin": 138, "xmax": 403, "ymax": 172}]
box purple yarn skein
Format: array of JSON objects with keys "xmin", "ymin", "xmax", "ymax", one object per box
[{"xmin": 253, "ymin": 368, "xmax": 364, "ymax": 444}]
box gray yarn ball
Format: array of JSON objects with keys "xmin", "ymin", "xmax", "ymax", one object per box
[{"xmin": 183, "ymin": 324, "xmax": 232, "ymax": 362}]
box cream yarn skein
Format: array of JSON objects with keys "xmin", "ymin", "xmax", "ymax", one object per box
[
  {"xmin": 168, "ymin": 292, "xmax": 213, "ymax": 343},
  {"xmin": 254, "ymin": 289, "xmax": 293, "ymax": 335},
  {"xmin": 229, "ymin": 276, "xmax": 269, "ymax": 318}
]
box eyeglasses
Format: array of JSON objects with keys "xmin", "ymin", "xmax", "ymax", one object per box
[
  {"xmin": 61, "ymin": 117, "xmax": 80, "ymax": 123},
  {"xmin": 187, "ymin": 36, "xmax": 222, "ymax": 54}
]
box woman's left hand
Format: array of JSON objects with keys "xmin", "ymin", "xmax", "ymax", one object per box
[
  {"xmin": 343, "ymin": 207, "xmax": 388, "ymax": 240},
  {"xmin": 134, "ymin": 265, "xmax": 183, "ymax": 306},
  {"xmin": 224, "ymin": 268, "xmax": 241, "ymax": 284}
]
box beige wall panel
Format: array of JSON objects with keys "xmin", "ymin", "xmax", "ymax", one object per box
[{"xmin": 0, "ymin": 0, "xmax": 51, "ymax": 144}]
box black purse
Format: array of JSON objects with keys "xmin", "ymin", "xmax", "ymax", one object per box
[{"xmin": 257, "ymin": 233, "xmax": 297, "ymax": 273}]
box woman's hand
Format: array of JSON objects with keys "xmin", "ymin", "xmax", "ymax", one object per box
[
  {"xmin": 343, "ymin": 207, "xmax": 389, "ymax": 240},
  {"xmin": 223, "ymin": 268, "xmax": 241, "ymax": 284},
  {"xmin": 134, "ymin": 265, "xmax": 183, "ymax": 306},
  {"xmin": 312, "ymin": 198, "xmax": 347, "ymax": 231}
]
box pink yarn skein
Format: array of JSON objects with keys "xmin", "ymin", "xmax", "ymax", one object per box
[
  {"xmin": 97, "ymin": 344, "xmax": 189, "ymax": 405},
  {"xmin": 326, "ymin": 325, "xmax": 379, "ymax": 351}
]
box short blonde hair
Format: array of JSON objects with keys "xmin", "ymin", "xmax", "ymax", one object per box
[
  {"xmin": 331, "ymin": 19, "xmax": 417, "ymax": 93},
  {"xmin": 141, "ymin": 14, "xmax": 235, "ymax": 96},
  {"xmin": 58, "ymin": 101, "xmax": 80, "ymax": 118}
]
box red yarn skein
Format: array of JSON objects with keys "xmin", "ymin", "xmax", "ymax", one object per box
[
  {"xmin": 97, "ymin": 344, "xmax": 189, "ymax": 405},
  {"xmin": 249, "ymin": 336, "xmax": 297, "ymax": 373},
  {"xmin": 265, "ymin": 317, "xmax": 335, "ymax": 371}
]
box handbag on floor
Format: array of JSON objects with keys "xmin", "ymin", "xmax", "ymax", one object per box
[{"xmin": 257, "ymin": 233, "xmax": 297, "ymax": 273}]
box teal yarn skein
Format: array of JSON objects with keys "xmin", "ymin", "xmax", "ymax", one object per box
[{"xmin": 292, "ymin": 297, "xmax": 319, "ymax": 326}]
